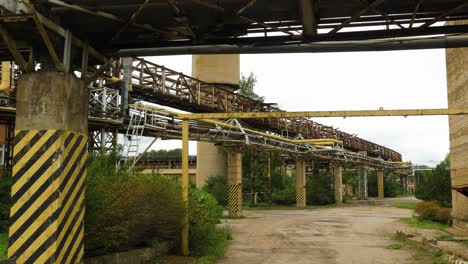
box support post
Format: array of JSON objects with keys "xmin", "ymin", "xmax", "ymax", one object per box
[
  {"xmin": 250, "ymin": 150, "xmax": 255, "ymax": 206},
  {"xmin": 227, "ymin": 149, "xmax": 243, "ymax": 217},
  {"xmin": 377, "ymin": 169, "xmax": 384, "ymax": 198},
  {"xmin": 358, "ymin": 166, "xmax": 368, "ymax": 199},
  {"xmin": 296, "ymin": 158, "xmax": 306, "ymax": 207},
  {"xmin": 334, "ymin": 163, "xmax": 343, "ymax": 203},
  {"xmin": 181, "ymin": 120, "xmax": 189, "ymax": 256},
  {"xmin": 8, "ymin": 73, "xmax": 88, "ymax": 263},
  {"xmin": 268, "ymin": 154, "xmax": 272, "ymax": 205}
]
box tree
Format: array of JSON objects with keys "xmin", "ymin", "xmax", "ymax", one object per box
[
  {"xmin": 415, "ymin": 155, "xmax": 452, "ymax": 207},
  {"xmin": 239, "ymin": 72, "xmax": 264, "ymax": 102}
]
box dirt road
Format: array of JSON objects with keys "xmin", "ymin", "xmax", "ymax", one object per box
[{"xmin": 218, "ymin": 200, "xmax": 417, "ymax": 264}]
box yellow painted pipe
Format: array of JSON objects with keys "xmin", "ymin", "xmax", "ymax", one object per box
[
  {"xmin": 181, "ymin": 119, "xmax": 190, "ymax": 256},
  {"xmin": 178, "ymin": 108, "xmax": 468, "ymax": 120},
  {"xmin": 0, "ymin": 62, "xmax": 11, "ymax": 94},
  {"xmin": 134, "ymin": 102, "xmax": 341, "ymax": 147}
]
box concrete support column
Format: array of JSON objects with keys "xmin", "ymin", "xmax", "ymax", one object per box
[
  {"xmin": 358, "ymin": 166, "xmax": 368, "ymax": 198},
  {"xmin": 296, "ymin": 158, "xmax": 306, "ymax": 207},
  {"xmin": 333, "ymin": 164, "xmax": 343, "ymax": 203},
  {"xmin": 377, "ymin": 169, "xmax": 385, "ymax": 198},
  {"xmin": 193, "ymin": 55, "xmax": 239, "ymax": 188},
  {"xmin": 227, "ymin": 151, "xmax": 243, "ymax": 217},
  {"xmin": 8, "ymin": 73, "xmax": 88, "ymax": 263}
]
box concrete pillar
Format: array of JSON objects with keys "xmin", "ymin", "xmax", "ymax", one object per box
[
  {"xmin": 358, "ymin": 166, "xmax": 368, "ymax": 198},
  {"xmin": 377, "ymin": 169, "xmax": 384, "ymax": 198},
  {"xmin": 446, "ymin": 29, "xmax": 468, "ymax": 229},
  {"xmin": 296, "ymin": 158, "xmax": 306, "ymax": 207},
  {"xmin": 193, "ymin": 55, "xmax": 240, "ymax": 187},
  {"xmin": 8, "ymin": 73, "xmax": 88, "ymax": 263},
  {"xmin": 227, "ymin": 151, "xmax": 243, "ymax": 217},
  {"xmin": 333, "ymin": 164, "xmax": 343, "ymax": 203}
]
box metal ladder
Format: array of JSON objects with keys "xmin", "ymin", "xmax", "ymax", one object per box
[{"xmin": 119, "ymin": 105, "xmax": 146, "ymax": 170}]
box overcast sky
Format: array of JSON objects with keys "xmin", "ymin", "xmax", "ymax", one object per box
[{"xmin": 143, "ymin": 49, "xmax": 449, "ymax": 167}]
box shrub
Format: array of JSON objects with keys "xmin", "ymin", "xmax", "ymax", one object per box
[
  {"xmin": 188, "ymin": 188, "xmax": 225, "ymax": 256},
  {"xmin": 203, "ymin": 176, "xmax": 227, "ymax": 206},
  {"xmin": 415, "ymin": 201, "xmax": 441, "ymax": 221},
  {"xmin": 85, "ymin": 152, "xmax": 184, "ymax": 257},
  {"xmin": 434, "ymin": 208, "xmax": 452, "ymax": 225},
  {"xmin": 0, "ymin": 174, "xmax": 11, "ymax": 233}
]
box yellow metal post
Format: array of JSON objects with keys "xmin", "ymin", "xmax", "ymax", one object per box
[
  {"xmin": 268, "ymin": 155, "xmax": 272, "ymax": 205},
  {"xmin": 181, "ymin": 119, "xmax": 189, "ymax": 256}
]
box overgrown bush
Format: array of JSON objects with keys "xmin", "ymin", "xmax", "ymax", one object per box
[
  {"xmin": 203, "ymin": 175, "xmax": 227, "ymax": 206},
  {"xmin": 85, "ymin": 152, "xmax": 184, "ymax": 257},
  {"xmin": 307, "ymin": 173, "xmax": 335, "ymax": 205},
  {"xmin": 188, "ymin": 187, "xmax": 226, "ymax": 256},
  {"xmin": 414, "ymin": 201, "xmax": 452, "ymax": 225},
  {"xmin": 415, "ymin": 155, "xmax": 452, "ymax": 207},
  {"xmin": 0, "ymin": 173, "xmax": 11, "ymax": 233},
  {"xmin": 434, "ymin": 208, "xmax": 452, "ymax": 225},
  {"xmin": 415, "ymin": 201, "xmax": 440, "ymax": 221}
]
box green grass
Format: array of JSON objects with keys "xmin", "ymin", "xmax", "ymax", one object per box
[
  {"xmin": 394, "ymin": 201, "xmax": 418, "ymax": 209},
  {"xmin": 389, "ymin": 232, "xmax": 449, "ymax": 264},
  {"xmin": 0, "ymin": 232, "xmax": 7, "ymax": 260},
  {"xmin": 386, "ymin": 243, "xmax": 403, "ymax": 250},
  {"xmin": 400, "ymin": 216, "xmax": 448, "ymax": 231}
]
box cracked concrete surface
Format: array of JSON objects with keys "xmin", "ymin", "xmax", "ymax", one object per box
[{"xmin": 217, "ymin": 205, "xmax": 416, "ymax": 264}]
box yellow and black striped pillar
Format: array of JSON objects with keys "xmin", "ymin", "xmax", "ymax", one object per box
[
  {"xmin": 8, "ymin": 73, "xmax": 88, "ymax": 264},
  {"xmin": 296, "ymin": 158, "xmax": 306, "ymax": 207},
  {"xmin": 227, "ymin": 151, "xmax": 242, "ymax": 217}
]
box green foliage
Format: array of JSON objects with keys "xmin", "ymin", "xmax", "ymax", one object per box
[
  {"xmin": 415, "ymin": 155, "xmax": 452, "ymax": 207},
  {"xmin": 189, "ymin": 188, "xmax": 228, "ymax": 257},
  {"xmin": 85, "ymin": 151, "xmax": 184, "ymax": 257},
  {"xmin": 0, "ymin": 232, "xmax": 7, "ymax": 260},
  {"xmin": 271, "ymin": 174, "xmax": 296, "ymax": 205},
  {"xmin": 144, "ymin": 148, "xmax": 182, "ymax": 157},
  {"xmin": 0, "ymin": 173, "xmax": 11, "ymax": 233},
  {"xmin": 307, "ymin": 172, "xmax": 335, "ymax": 205},
  {"xmin": 367, "ymin": 171, "xmax": 403, "ymax": 197},
  {"xmin": 202, "ymin": 175, "xmax": 227, "ymax": 206},
  {"xmin": 239, "ymin": 72, "xmax": 264, "ymax": 102}
]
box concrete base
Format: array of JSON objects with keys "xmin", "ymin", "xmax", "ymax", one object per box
[
  {"xmin": 8, "ymin": 73, "xmax": 88, "ymax": 263},
  {"xmin": 196, "ymin": 141, "xmax": 227, "ymax": 187},
  {"xmin": 227, "ymin": 151, "xmax": 242, "ymax": 217},
  {"xmin": 296, "ymin": 159, "xmax": 306, "ymax": 207}
]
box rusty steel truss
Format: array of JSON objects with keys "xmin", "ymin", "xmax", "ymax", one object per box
[{"xmin": 103, "ymin": 57, "xmax": 402, "ymax": 161}]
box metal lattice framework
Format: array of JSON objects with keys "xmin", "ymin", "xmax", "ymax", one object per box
[{"xmin": 105, "ymin": 57, "xmax": 402, "ymax": 161}]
